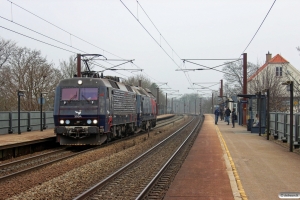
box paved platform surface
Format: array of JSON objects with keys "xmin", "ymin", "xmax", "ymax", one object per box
[
  {"xmin": 0, "ymin": 129, "xmax": 55, "ymax": 149},
  {"xmin": 164, "ymin": 114, "xmax": 235, "ymax": 200},
  {"xmin": 165, "ymin": 114, "xmax": 300, "ymax": 200}
]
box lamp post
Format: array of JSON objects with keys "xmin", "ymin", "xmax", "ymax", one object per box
[
  {"xmin": 259, "ymin": 91, "xmax": 262, "ymax": 136},
  {"xmin": 282, "ymin": 81, "xmax": 294, "ymax": 152},
  {"xmin": 263, "ymin": 89, "xmax": 270, "ymax": 140},
  {"xmin": 255, "ymin": 91, "xmax": 262, "ymax": 136},
  {"xmin": 40, "ymin": 92, "xmax": 48, "ymax": 131},
  {"xmin": 199, "ymin": 98, "xmax": 202, "ymax": 115},
  {"xmin": 18, "ymin": 90, "xmax": 26, "ymax": 134}
]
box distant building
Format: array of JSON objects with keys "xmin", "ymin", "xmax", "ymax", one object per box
[
  {"xmin": 248, "ymin": 52, "xmax": 300, "ymax": 93},
  {"xmin": 247, "ymin": 52, "xmax": 300, "ymax": 111}
]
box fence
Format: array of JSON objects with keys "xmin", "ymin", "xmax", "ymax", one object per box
[
  {"xmin": 0, "ymin": 111, "xmax": 54, "ymax": 134},
  {"xmin": 270, "ymin": 112, "xmax": 300, "ymax": 143}
]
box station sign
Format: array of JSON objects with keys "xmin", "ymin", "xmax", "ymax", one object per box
[{"xmin": 38, "ymin": 97, "xmax": 45, "ymax": 105}]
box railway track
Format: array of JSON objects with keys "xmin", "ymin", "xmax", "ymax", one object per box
[
  {"xmin": 0, "ymin": 115, "xmax": 181, "ymax": 182},
  {"xmin": 0, "ymin": 147, "xmax": 92, "ymax": 182},
  {"xmin": 74, "ymin": 115, "xmax": 201, "ymax": 199}
]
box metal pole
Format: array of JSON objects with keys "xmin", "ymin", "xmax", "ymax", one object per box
[
  {"xmin": 18, "ymin": 92, "xmax": 21, "ymax": 134},
  {"xmin": 200, "ymin": 98, "xmax": 202, "ymax": 115},
  {"xmin": 172, "ymin": 98, "xmax": 173, "ymax": 113},
  {"xmin": 290, "ymin": 81, "xmax": 294, "ymax": 152},
  {"xmin": 40, "ymin": 93, "xmax": 43, "ymax": 131},
  {"xmin": 266, "ymin": 89, "xmax": 270, "ymax": 140},
  {"xmin": 243, "ymin": 53, "xmax": 248, "ymax": 126},
  {"xmin": 195, "ymin": 98, "xmax": 196, "ymax": 115},
  {"xmin": 220, "ymin": 79, "xmax": 223, "ymax": 97},
  {"xmin": 212, "ymin": 93, "xmax": 213, "ymax": 114},
  {"xmin": 77, "ymin": 54, "xmax": 81, "ymax": 77},
  {"xmin": 259, "ymin": 91, "xmax": 262, "ymax": 136},
  {"xmin": 165, "ymin": 93, "xmax": 167, "ymax": 114},
  {"xmin": 156, "ymin": 88, "xmax": 159, "ymax": 115}
]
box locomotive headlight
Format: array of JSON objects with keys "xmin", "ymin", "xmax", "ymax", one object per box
[
  {"xmin": 93, "ymin": 119, "xmax": 98, "ymax": 124},
  {"xmin": 78, "ymin": 80, "xmax": 83, "ymax": 85},
  {"xmin": 60, "ymin": 120, "xmax": 65, "ymax": 124},
  {"xmin": 65, "ymin": 120, "xmax": 70, "ymax": 125},
  {"xmin": 87, "ymin": 119, "xmax": 92, "ymax": 124}
]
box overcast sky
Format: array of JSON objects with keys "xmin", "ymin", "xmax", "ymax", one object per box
[{"xmin": 1, "ymin": 0, "xmax": 300, "ymax": 97}]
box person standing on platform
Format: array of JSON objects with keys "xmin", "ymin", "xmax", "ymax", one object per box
[
  {"xmin": 232, "ymin": 108, "xmax": 237, "ymax": 128},
  {"xmin": 225, "ymin": 107, "xmax": 231, "ymax": 125},
  {"xmin": 220, "ymin": 108, "xmax": 224, "ymax": 121},
  {"xmin": 214, "ymin": 107, "xmax": 220, "ymax": 125}
]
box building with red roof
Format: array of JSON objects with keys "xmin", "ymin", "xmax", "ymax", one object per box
[{"xmin": 247, "ymin": 52, "xmax": 300, "ymax": 96}]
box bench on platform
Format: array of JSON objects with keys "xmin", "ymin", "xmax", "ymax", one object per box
[
  {"xmin": 271, "ymin": 129, "xmax": 278, "ymax": 140},
  {"xmin": 294, "ymin": 141, "xmax": 300, "ymax": 149},
  {"xmin": 281, "ymin": 136, "xmax": 287, "ymax": 143}
]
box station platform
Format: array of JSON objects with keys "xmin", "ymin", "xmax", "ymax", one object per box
[
  {"xmin": 164, "ymin": 114, "xmax": 300, "ymax": 200},
  {"xmin": 0, "ymin": 114, "xmax": 174, "ymax": 149},
  {"xmin": 0, "ymin": 129, "xmax": 55, "ymax": 150}
]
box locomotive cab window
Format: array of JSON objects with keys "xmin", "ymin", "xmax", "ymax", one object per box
[
  {"xmin": 61, "ymin": 88, "xmax": 79, "ymax": 100},
  {"xmin": 61, "ymin": 88, "xmax": 98, "ymax": 101},
  {"xmin": 80, "ymin": 88, "xmax": 98, "ymax": 100}
]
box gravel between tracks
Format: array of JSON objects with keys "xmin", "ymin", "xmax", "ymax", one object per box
[{"xmin": 2, "ymin": 116, "xmax": 189, "ymax": 200}]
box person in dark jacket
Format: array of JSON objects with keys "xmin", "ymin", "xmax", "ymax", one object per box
[
  {"xmin": 231, "ymin": 108, "xmax": 237, "ymax": 128},
  {"xmin": 220, "ymin": 108, "xmax": 224, "ymax": 121},
  {"xmin": 225, "ymin": 107, "xmax": 231, "ymax": 125},
  {"xmin": 214, "ymin": 107, "xmax": 220, "ymax": 125}
]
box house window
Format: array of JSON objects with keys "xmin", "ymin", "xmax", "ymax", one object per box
[{"xmin": 276, "ymin": 67, "xmax": 282, "ymax": 77}]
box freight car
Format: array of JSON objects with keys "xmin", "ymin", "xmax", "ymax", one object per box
[{"xmin": 53, "ymin": 72, "xmax": 157, "ymax": 145}]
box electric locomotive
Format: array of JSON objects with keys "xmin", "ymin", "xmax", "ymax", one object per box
[{"xmin": 53, "ymin": 72, "xmax": 157, "ymax": 145}]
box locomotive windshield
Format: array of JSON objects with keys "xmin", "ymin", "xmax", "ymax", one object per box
[
  {"xmin": 61, "ymin": 88, "xmax": 98, "ymax": 101},
  {"xmin": 61, "ymin": 88, "xmax": 79, "ymax": 100}
]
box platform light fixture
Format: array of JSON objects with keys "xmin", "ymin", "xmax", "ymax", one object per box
[
  {"xmin": 262, "ymin": 89, "xmax": 270, "ymax": 140},
  {"xmin": 40, "ymin": 92, "xmax": 48, "ymax": 131},
  {"xmin": 18, "ymin": 90, "xmax": 26, "ymax": 134}
]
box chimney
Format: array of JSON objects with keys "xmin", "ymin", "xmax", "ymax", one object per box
[{"xmin": 266, "ymin": 51, "xmax": 272, "ymax": 63}]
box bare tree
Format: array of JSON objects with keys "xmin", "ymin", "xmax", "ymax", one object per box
[
  {"xmin": 222, "ymin": 60, "xmax": 259, "ymax": 97},
  {"xmin": 0, "ymin": 46, "xmax": 62, "ymax": 111},
  {"xmin": 123, "ymin": 74, "xmax": 162, "ymax": 97},
  {"xmin": 59, "ymin": 55, "xmax": 77, "ymax": 79},
  {"xmin": 0, "ymin": 38, "xmax": 16, "ymax": 69},
  {"xmin": 248, "ymin": 65, "xmax": 286, "ymax": 112}
]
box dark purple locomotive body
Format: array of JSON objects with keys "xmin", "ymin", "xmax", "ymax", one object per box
[{"xmin": 53, "ymin": 76, "xmax": 157, "ymax": 145}]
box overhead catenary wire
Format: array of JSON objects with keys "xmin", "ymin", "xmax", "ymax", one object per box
[
  {"xmin": 0, "ymin": 19, "xmax": 130, "ymax": 77},
  {"xmin": 6, "ymin": 0, "xmax": 122, "ymax": 60},
  {"xmin": 136, "ymin": 0, "xmax": 195, "ymax": 87},
  {"xmin": 6, "ymin": 0, "xmax": 172, "ymax": 86},
  {"xmin": 136, "ymin": 0, "xmax": 181, "ymax": 61},
  {"xmin": 0, "ymin": 25, "xmax": 77, "ymax": 54},
  {"xmin": 119, "ymin": 0, "xmax": 181, "ymax": 69},
  {"xmin": 0, "ymin": 15, "xmax": 85, "ymax": 54},
  {"xmin": 120, "ymin": 0, "xmax": 194, "ymax": 88},
  {"xmin": 240, "ymin": 0, "xmax": 277, "ymax": 55}
]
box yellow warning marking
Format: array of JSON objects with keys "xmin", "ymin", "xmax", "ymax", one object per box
[{"xmin": 215, "ymin": 125, "xmax": 248, "ymax": 200}]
